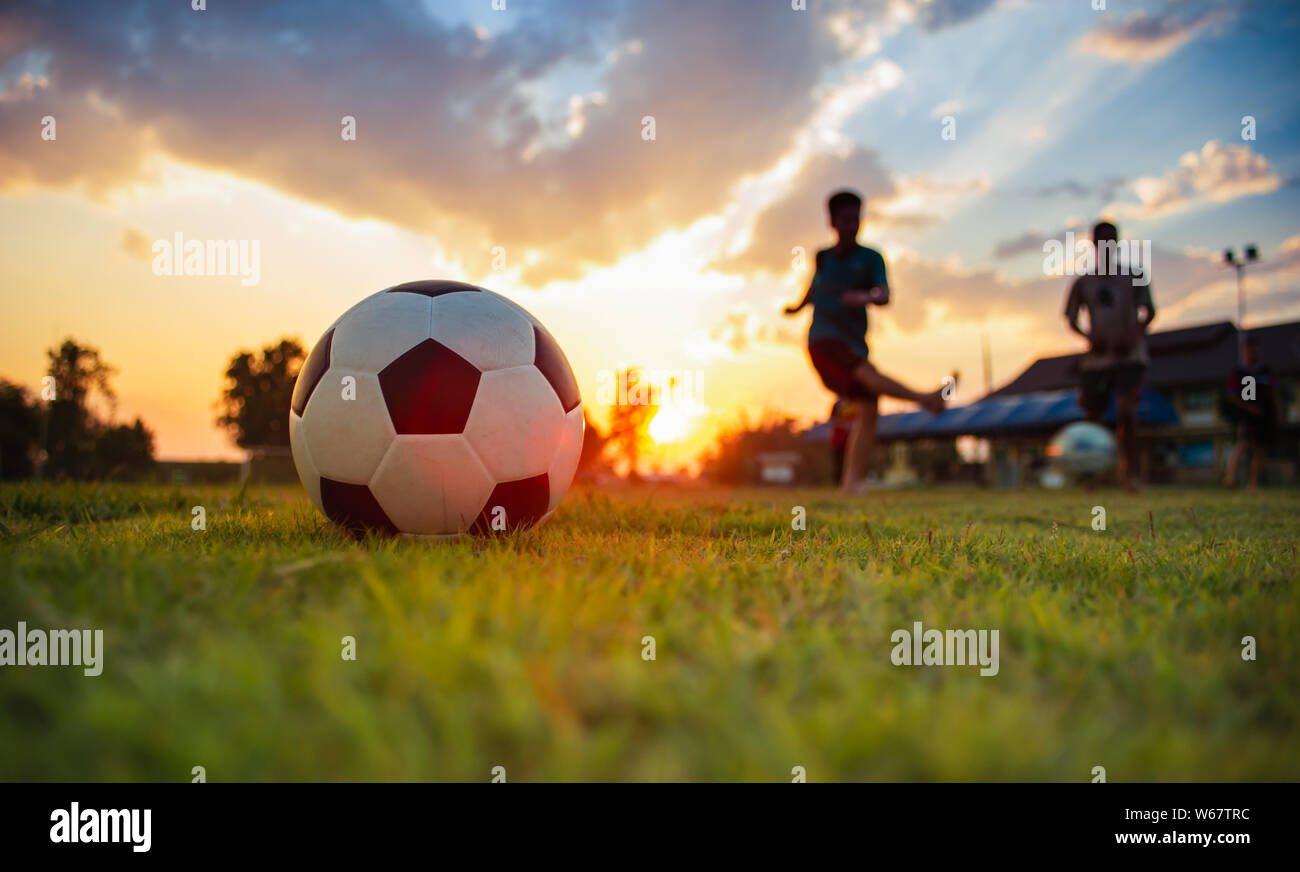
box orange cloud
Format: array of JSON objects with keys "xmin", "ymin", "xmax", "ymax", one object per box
[
  {"xmin": 1075, "ymin": 6, "xmax": 1232, "ymax": 63},
  {"xmin": 119, "ymin": 226, "xmax": 151, "ymax": 261},
  {"xmin": 1108, "ymin": 141, "xmax": 1282, "ymax": 219}
]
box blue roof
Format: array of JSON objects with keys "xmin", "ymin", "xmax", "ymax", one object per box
[{"xmin": 806, "ymin": 388, "xmax": 1179, "ymax": 441}]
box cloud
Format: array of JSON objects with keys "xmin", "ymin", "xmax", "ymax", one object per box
[
  {"xmin": 911, "ymin": 0, "xmax": 1000, "ymax": 32},
  {"xmin": 991, "ymin": 218, "xmax": 1100, "ymax": 262},
  {"xmin": 0, "ymin": 0, "xmax": 1020, "ymax": 289},
  {"xmin": 887, "ymin": 239, "xmax": 1243, "ymax": 339},
  {"xmin": 824, "ymin": 0, "xmax": 1007, "ymax": 59},
  {"xmin": 1029, "ymin": 176, "xmax": 1128, "ymax": 201},
  {"xmin": 0, "ymin": 0, "xmax": 849, "ymax": 286},
  {"xmin": 897, "ymin": 232, "xmax": 1239, "ymax": 336},
  {"xmin": 1157, "ymin": 238, "xmax": 1300, "ymax": 326},
  {"xmin": 1244, "ymin": 288, "xmax": 1300, "ymax": 319},
  {"xmin": 872, "ymin": 172, "xmax": 990, "ymax": 221},
  {"xmin": 884, "ymin": 253, "xmax": 1061, "ymax": 333},
  {"xmin": 712, "ymin": 147, "xmax": 898, "ymax": 275},
  {"xmin": 1075, "ymin": 5, "xmax": 1232, "ymax": 63},
  {"xmin": 0, "ymin": 70, "xmax": 47, "ymax": 103},
  {"xmin": 1033, "ymin": 180, "xmax": 1090, "ymax": 199},
  {"xmin": 1248, "ymin": 234, "xmax": 1300, "ymax": 283},
  {"xmin": 120, "ymin": 226, "xmax": 151, "ymax": 261},
  {"xmin": 1106, "ymin": 140, "xmax": 1283, "ymax": 219},
  {"xmin": 715, "ymin": 148, "xmax": 988, "ymax": 275},
  {"xmin": 992, "ymin": 230, "xmax": 1046, "ymax": 260},
  {"xmin": 689, "ymin": 307, "xmax": 801, "ymax": 361},
  {"xmin": 1271, "ymin": 234, "xmax": 1300, "ymax": 265},
  {"xmin": 929, "ymin": 99, "xmax": 962, "ymax": 120}
]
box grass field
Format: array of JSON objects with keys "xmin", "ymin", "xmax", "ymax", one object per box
[{"xmin": 1, "ymin": 481, "xmax": 1298, "ymax": 782}]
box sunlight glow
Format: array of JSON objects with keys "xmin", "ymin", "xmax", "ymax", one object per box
[{"xmin": 647, "ymin": 407, "xmax": 692, "ymax": 444}]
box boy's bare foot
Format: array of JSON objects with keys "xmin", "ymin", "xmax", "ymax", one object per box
[
  {"xmin": 919, "ymin": 373, "xmax": 957, "ymax": 414},
  {"xmin": 920, "ymin": 389, "xmax": 946, "ymax": 415}
]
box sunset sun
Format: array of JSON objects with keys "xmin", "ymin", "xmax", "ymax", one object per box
[{"xmin": 647, "ymin": 407, "xmax": 691, "ymax": 444}]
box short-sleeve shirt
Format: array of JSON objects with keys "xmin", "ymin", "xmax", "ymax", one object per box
[
  {"xmin": 808, "ymin": 244, "xmax": 887, "ymax": 357},
  {"xmin": 1064, "ymin": 272, "xmax": 1154, "ymax": 371},
  {"xmin": 1226, "ymin": 364, "xmax": 1279, "ymax": 422}
]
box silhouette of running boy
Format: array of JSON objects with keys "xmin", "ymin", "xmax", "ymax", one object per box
[{"xmin": 785, "ymin": 189, "xmax": 949, "ymax": 491}]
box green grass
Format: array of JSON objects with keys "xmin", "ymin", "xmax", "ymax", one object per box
[{"xmin": 1, "ymin": 481, "xmax": 1297, "ymax": 781}]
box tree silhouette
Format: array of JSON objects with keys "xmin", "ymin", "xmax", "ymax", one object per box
[
  {"xmin": 216, "ymin": 338, "xmax": 306, "ymax": 449},
  {"xmin": 0, "ymin": 379, "xmax": 41, "ymax": 480},
  {"xmin": 605, "ymin": 367, "xmax": 656, "ymax": 480},
  {"xmin": 577, "ymin": 410, "xmax": 608, "ymax": 475},
  {"xmin": 699, "ymin": 412, "xmax": 824, "ymax": 484},
  {"xmin": 34, "ymin": 339, "xmax": 155, "ymax": 480},
  {"xmin": 45, "ymin": 339, "xmax": 117, "ymax": 479},
  {"xmin": 92, "ymin": 419, "xmax": 156, "ymax": 480}
]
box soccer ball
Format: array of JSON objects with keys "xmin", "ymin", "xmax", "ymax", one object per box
[
  {"xmin": 1046, "ymin": 421, "xmax": 1116, "ymax": 477},
  {"xmin": 288, "ymin": 280, "xmax": 584, "ymax": 538}
]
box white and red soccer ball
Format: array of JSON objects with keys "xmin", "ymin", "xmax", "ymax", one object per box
[
  {"xmin": 1046, "ymin": 421, "xmax": 1116, "ymax": 477},
  {"xmin": 289, "ymin": 280, "xmax": 584, "ymax": 537}
]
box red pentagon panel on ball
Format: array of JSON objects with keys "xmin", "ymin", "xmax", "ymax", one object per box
[
  {"xmin": 472, "ymin": 473, "xmax": 551, "ymax": 534},
  {"xmin": 385, "ymin": 280, "xmax": 482, "ymax": 298},
  {"xmin": 319, "ymin": 477, "xmax": 398, "ymax": 537},
  {"xmin": 531, "ymin": 325, "xmax": 581, "ymax": 413},
  {"xmin": 378, "ymin": 338, "xmax": 482, "ymax": 434},
  {"xmin": 291, "ymin": 328, "xmax": 334, "ymax": 416}
]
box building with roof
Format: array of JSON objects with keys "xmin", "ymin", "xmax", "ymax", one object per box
[{"xmin": 805, "ymin": 319, "xmax": 1300, "ymax": 486}]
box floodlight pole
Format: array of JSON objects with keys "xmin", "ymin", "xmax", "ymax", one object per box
[
  {"xmin": 1235, "ymin": 262, "xmax": 1244, "ymax": 346},
  {"xmin": 981, "ymin": 329, "xmax": 992, "ymax": 395},
  {"xmin": 1223, "ymin": 245, "xmax": 1260, "ymax": 350}
]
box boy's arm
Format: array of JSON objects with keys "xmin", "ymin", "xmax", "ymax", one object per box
[
  {"xmin": 841, "ymin": 285, "xmax": 888, "ymax": 306},
  {"xmin": 1064, "ymin": 279, "xmax": 1088, "ymax": 339},
  {"xmin": 1225, "ymin": 371, "xmax": 1257, "ymax": 415},
  {"xmin": 841, "ymin": 253, "xmax": 890, "ymax": 306},
  {"xmin": 1268, "ymin": 369, "xmax": 1284, "ymax": 421},
  {"xmin": 1137, "ymin": 279, "xmax": 1156, "ymax": 329},
  {"xmin": 784, "ymin": 250, "xmax": 824, "ymax": 315},
  {"xmin": 784, "ymin": 283, "xmax": 814, "ymax": 315}
]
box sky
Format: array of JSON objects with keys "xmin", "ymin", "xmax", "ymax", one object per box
[{"xmin": 1, "ymin": 0, "xmax": 1298, "ymax": 468}]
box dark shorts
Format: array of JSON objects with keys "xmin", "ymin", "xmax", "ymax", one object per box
[
  {"xmin": 1078, "ymin": 364, "xmax": 1145, "ymax": 417},
  {"xmin": 809, "ymin": 338, "xmax": 875, "ymax": 399},
  {"xmin": 1240, "ymin": 415, "xmax": 1278, "ymax": 449}
]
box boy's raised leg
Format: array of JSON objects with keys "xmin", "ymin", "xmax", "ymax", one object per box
[{"xmin": 850, "ymin": 360, "xmax": 947, "ymax": 414}]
